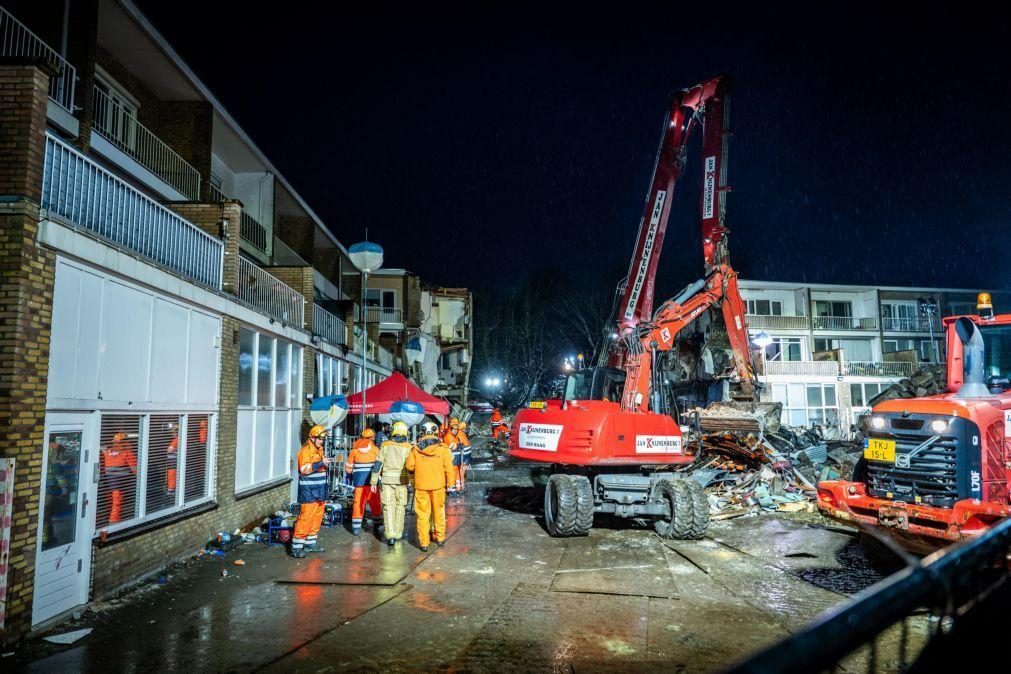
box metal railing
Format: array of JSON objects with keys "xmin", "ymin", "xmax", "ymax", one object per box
[
  {"xmin": 881, "ymin": 316, "xmax": 941, "ymax": 332},
  {"xmin": 91, "ymin": 85, "xmax": 201, "ymax": 200},
  {"xmin": 745, "ymin": 314, "xmax": 810, "ymax": 330},
  {"xmin": 313, "ymin": 304, "xmax": 347, "ymax": 346},
  {"xmin": 207, "ymin": 183, "xmax": 225, "ymax": 202},
  {"xmin": 366, "ymin": 306, "xmax": 403, "ymax": 324},
  {"xmin": 0, "ymin": 6, "xmax": 77, "ymax": 113},
  {"xmin": 764, "ymin": 360, "xmax": 841, "ymax": 376},
  {"xmin": 236, "ymin": 257, "xmax": 304, "ymax": 326},
  {"xmin": 812, "ymin": 316, "xmax": 879, "ymax": 331},
  {"xmin": 844, "ymin": 361, "xmax": 915, "ymax": 377},
  {"xmin": 42, "ymin": 135, "xmax": 222, "ymax": 288},
  {"xmin": 240, "ymin": 211, "xmax": 268, "ymax": 252}
]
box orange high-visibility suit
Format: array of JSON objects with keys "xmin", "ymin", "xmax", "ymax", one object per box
[
  {"xmin": 443, "ymin": 429, "xmax": 462, "ymax": 492},
  {"xmin": 406, "ymin": 434, "xmax": 453, "ymax": 549},
  {"xmin": 292, "ymin": 437, "xmax": 328, "ymax": 553},
  {"xmin": 166, "ymin": 436, "xmax": 179, "ymax": 494},
  {"xmin": 457, "ymin": 427, "xmax": 472, "ymax": 490},
  {"xmin": 102, "ymin": 433, "xmax": 137, "ymax": 524},
  {"xmin": 346, "ymin": 437, "xmax": 382, "ymax": 532},
  {"xmin": 490, "ymin": 409, "xmax": 508, "ymax": 439}
]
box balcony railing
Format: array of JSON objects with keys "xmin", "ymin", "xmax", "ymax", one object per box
[
  {"xmin": 236, "ymin": 257, "xmax": 304, "ymax": 326},
  {"xmin": 366, "ymin": 307, "xmax": 403, "ymax": 324},
  {"xmin": 812, "ymin": 316, "xmax": 878, "ymax": 331},
  {"xmin": 881, "ymin": 317, "xmax": 941, "ymax": 332},
  {"xmin": 844, "ymin": 361, "xmax": 915, "ymax": 377},
  {"xmin": 91, "ymin": 86, "xmax": 201, "ymax": 200},
  {"xmin": 745, "ymin": 314, "xmax": 810, "ymax": 330},
  {"xmin": 42, "ymin": 135, "xmax": 222, "ymax": 288},
  {"xmin": 313, "ymin": 304, "xmax": 347, "ymax": 346},
  {"xmin": 240, "ymin": 211, "xmax": 268, "ymax": 252},
  {"xmin": 764, "ymin": 360, "xmax": 842, "ymax": 376},
  {"xmin": 0, "ymin": 6, "xmax": 77, "ymax": 113}
]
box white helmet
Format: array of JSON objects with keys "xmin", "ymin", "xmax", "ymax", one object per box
[{"xmin": 421, "ymin": 421, "xmax": 439, "ymax": 435}]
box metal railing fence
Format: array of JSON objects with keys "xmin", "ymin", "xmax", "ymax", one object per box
[
  {"xmin": 0, "ymin": 6, "xmax": 77, "ymax": 112},
  {"xmin": 235, "ymin": 257, "xmax": 304, "ymax": 326}
]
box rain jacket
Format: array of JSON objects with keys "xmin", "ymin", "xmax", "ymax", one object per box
[
  {"xmin": 346, "ymin": 438, "xmax": 379, "ymax": 487},
  {"xmin": 443, "ymin": 430, "xmax": 462, "ymax": 467},
  {"xmin": 372, "ymin": 439, "xmax": 412, "ymax": 486},
  {"xmin": 458, "ymin": 429, "xmax": 472, "ymax": 465},
  {"xmin": 406, "ymin": 435, "xmax": 453, "ymax": 491},
  {"xmin": 296, "ymin": 440, "xmax": 328, "ymax": 503}
]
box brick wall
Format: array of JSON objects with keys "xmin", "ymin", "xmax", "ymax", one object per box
[
  {"xmin": 159, "ymin": 101, "xmax": 213, "ymax": 200},
  {"xmin": 274, "ymin": 215, "xmax": 314, "ymax": 263},
  {"xmin": 164, "ymin": 201, "xmax": 240, "ymax": 293},
  {"xmin": 0, "ymin": 65, "xmax": 57, "ymax": 643}
]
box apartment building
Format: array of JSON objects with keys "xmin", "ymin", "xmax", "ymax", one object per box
[
  {"xmin": 738, "ymin": 279, "xmax": 1005, "ymax": 434},
  {"xmin": 419, "ymin": 286, "xmax": 473, "ymax": 403},
  {"xmin": 0, "ymin": 0, "xmax": 397, "ymax": 640}
]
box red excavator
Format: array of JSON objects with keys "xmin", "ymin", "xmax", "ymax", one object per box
[{"xmin": 509, "ymin": 76, "xmax": 763, "ymax": 539}]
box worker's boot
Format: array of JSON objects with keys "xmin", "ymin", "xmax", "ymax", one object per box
[
  {"xmin": 387, "ymin": 538, "xmax": 396, "ymax": 546},
  {"xmin": 290, "ymin": 546, "xmax": 306, "ymax": 559},
  {"xmin": 351, "ymin": 527, "xmax": 361, "ymax": 536},
  {"xmin": 305, "ymin": 543, "xmax": 326, "ymax": 553}
]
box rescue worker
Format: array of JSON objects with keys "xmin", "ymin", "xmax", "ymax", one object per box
[
  {"xmin": 490, "ymin": 408, "xmax": 508, "ymax": 440},
  {"xmin": 166, "ymin": 431, "xmax": 179, "ymax": 496},
  {"xmin": 371, "ymin": 421, "xmax": 413, "ymax": 546},
  {"xmin": 102, "ymin": 432, "xmax": 137, "ymax": 524},
  {"xmin": 458, "ymin": 420, "xmax": 473, "ymax": 491},
  {"xmin": 291, "ymin": 424, "xmax": 330, "ymax": 558},
  {"xmin": 346, "ymin": 428, "xmax": 382, "ymax": 535},
  {"xmin": 443, "ymin": 418, "xmax": 462, "ymax": 493},
  {"xmin": 406, "ymin": 421, "xmax": 454, "ymax": 551}
]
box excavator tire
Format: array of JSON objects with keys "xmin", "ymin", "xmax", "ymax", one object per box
[
  {"xmin": 545, "ymin": 474, "xmax": 578, "ymax": 537},
  {"xmin": 685, "ymin": 479, "xmax": 711, "ymax": 539},
  {"xmin": 569, "ymin": 475, "xmax": 595, "ymax": 536},
  {"xmin": 654, "ymin": 480, "xmax": 693, "ymax": 539}
]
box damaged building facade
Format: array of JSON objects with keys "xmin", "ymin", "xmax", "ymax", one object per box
[
  {"xmin": 0, "ymin": 0, "xmax": 407, "ymax": 640},
  {"xmin": 739, "ymin": 279, "xmax": 1007, "ymax": 435}
]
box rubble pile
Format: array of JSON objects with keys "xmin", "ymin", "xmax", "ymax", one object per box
[
  {"xmin": 692, "ymin": 401, "xmax": 783, "ymax": 434},
  {"xmin": 867, "ymin": 364, "xmax": 947, "ymax": 405},
  {"xmin": 688, "ymin": 426, "xmax": 862, "ymax": 520}
]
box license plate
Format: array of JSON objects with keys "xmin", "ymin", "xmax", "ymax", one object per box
[
  {"xmin": 528, "ymin": 401, "xmax": 546, "ymax": 409},
  {"xmin": 864, "ymin": 438, "xmax": 896, "ymax": 463}
]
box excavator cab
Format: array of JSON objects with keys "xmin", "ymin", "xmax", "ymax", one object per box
[{"xmin": 563, "ymin": 367, "xmax": 626, "ymax": 404}]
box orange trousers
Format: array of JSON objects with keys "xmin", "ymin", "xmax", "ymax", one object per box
[
  {"xmin": 492, "ymin": 425, "xmax": 508, "ymax": 439},
  {"xmin": 414, "ymin": 488, "xmax": 446, "ymax": 548},
  {"xmin": 351, "ymin": 485, "xmax": 382, "ymax": 530},
  {"xmin": 167, "ymin": 467, "xmax": 177, "ymax": 493},
  {"xmin": 293, "ymin": 501, "xmax": 325, "ymax": 550},
  {"xmin": 110, "ymin": 489, "xmax": 124, "ymax": 523}
]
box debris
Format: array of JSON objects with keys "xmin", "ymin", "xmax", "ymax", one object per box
[
  {"xmin": 43, "ymin": 628, "xmax": 93, "ymax": 645},
  {"xmin": 233, "ymin": 559, "xmax": 246, "ymax": 566},
  {"xmin": 692, "ymin": 402, "xmax": 783, "ymax": 434}
]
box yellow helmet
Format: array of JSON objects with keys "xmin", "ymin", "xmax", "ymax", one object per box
[
  {"xmin": 308, "ymin": 425, "xmax": 327, "ymax": 439},
  {"xmin": 391, "ymin": 421, "xmax": 409, "ymax": 438},
  {"xmin": 361, "ymin": 428, "xmax": 376, "ymax": 439},
  {"xmin": 450, "ymin": 417, "xmax": 460, "ymax": 428}
]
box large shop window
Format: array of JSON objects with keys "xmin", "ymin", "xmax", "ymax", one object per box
[
  {"xmin": 236, "ymin": 328, "xmax": 303, "ymax": 493},
  {"xmin": 771, "ymin": 383, "xmax": 840, "ymax": 429},
  {"xmin": 96, "ymin": 413, "xmax": 214, "ymax": 532},
  {"xmin": 316, "ymin": 354, "xmax": 346, "ymax": 397}
]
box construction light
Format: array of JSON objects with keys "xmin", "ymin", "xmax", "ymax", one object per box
[
  {"xmin": 753, "ymin": 331, "xmax": 773, "ymax": 349},
  {"xmin": 492, "ymin": 378, "xmax": 501, "ymax": 387},
  {"xmin": 870, "ymin": 416, "xmax": 886, "ymax": 430},
  {"xmin": 485, "ymin": 378, "xmax": 493, "ymax": 387},
  {"xmin": 929, "ymin": 418, "xmax": 948, "ymax": 434},
  {"xmin": 978, "ymin": 292, "xmax": 994, "ymax": 320}
]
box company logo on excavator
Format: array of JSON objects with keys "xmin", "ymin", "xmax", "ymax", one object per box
[
  {"xmin": 623, "ymin": 190, "xmax": 667, "ymax": 321},
  {"xmin": 702, "ymin": 156, "xmax": 716, "ymax": 219}
]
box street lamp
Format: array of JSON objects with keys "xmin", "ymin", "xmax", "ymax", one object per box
[
  {"xmin": 349, "ymin": 241, "xmax": 384, "ymax": 434},
  {"xmin": 918, "ymin": 297, "xmax": 938, "ymax": 362}
]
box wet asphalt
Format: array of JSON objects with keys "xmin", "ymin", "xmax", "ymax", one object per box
[{"xmin": 10, "ymin": 443, "xmax": 928, "ymax": 673}]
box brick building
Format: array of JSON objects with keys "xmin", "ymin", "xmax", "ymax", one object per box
[{"xmin": 0, "ymin": 0, "xmax": 407, "ymax": 640}]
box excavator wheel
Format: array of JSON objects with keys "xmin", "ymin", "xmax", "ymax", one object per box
[
  {"xmin": 568, "ymin": 475, "xmax": 595, "ymax": 536},
  {"xmin": 545, "ymin": 474, "xmax": 579, "ymax": 537},
  {"xmin": 653, "ymin": 480, "xmax": 693, "ymax": 539},
  {"xmin": 684, "ymin": 480, "xmax": 711, "ymax": 539}
]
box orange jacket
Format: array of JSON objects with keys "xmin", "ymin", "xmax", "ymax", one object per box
[
  {"xmin": 442, "ymin": 430, "xmax": 459, "ymax": 451},
  {"xmin": 490, "ymin": 410, "xmax": 504, "ymax": 425},
  {"xmin": 347, "ymin": 438, "xmax": 379, "ymax": 487},
  {"xmin": 296, "ymin": 440, "xmax": 328, "ymax": 502},
  {"xmin": 406, "ymin": 435, "xmax": 453, "ymax": 490}
]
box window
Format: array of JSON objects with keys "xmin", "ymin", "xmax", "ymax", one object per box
[
  {"xmin": 814, "ymin": 301, "xmax": 852, "ymax": 317},
  {"xmin": 850, "ymin": 382, "xmax": 886, "ymax": 408},
  {"xmin": 316, "ymin": 354, "xmax": 343, "ymax": 398},
  {"xmin": 747, "ymin": 299, "xmax": 783, "ymax": 316},
  {"xmin": 93, "ymin": 73, "xmax": 139, "ymax": 151},
  {"xmin": 772, "ymin": 383, "xmax": 839, "ymax": 429},
  {"xmin": 883, "ymin": 338, "xmax": 915, "ymax": 354},
  {"xmin": 236, "ymin": 328, "xmax": 302, "ymax": 493},
  {"xmin": 815, "ymin": 338, "xmax": 873, "ymax": 361},
  {"xmin": 919, "ymin": 340, "xmax": 939, "ymax": 363},
  {"xmin": 96, "ymin": 413, "xmax": 214, "ymax": 532},
  {"xmin": 882, "ymin": 302, "xmax": 919, "ymax": 330},
  {"xmin": 763, "ymin": 337, "xmax": 803, "ymax": 362}
]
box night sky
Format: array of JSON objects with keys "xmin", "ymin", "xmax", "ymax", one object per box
[{"xmin": 137, "ymin": 3, "xmax": 1011, "ymax": 298}]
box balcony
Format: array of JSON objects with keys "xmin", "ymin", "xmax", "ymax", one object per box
[
  {"xmin": 312, "ymin": 304, "xmax": 347, "ymax": 346},
  {"xmin": 764, "ymin": 360, "xmax": 842, "ymax": 376},
  {"xmin": 208, "ymin": 184, "xmax": 269, "ymax": 253},
  {"xmin": 812, "ymin": 316, "xmax": 878, "ymax": 331},
  {"xmin": 366, "ymin": 306, "xmax": 404, "ymax": 326},
  {"xmin": 881, "ymin": 317, "xmax": 941, "ymax": 333},
  {"xmin": 42, "ymin": 135, "xmax": 222, "ymax": 288},
  {"xmin": 843, "ymin": 361, "xmax": 915, "ymax": 377},
  {"xmin": 91, "ymin": 85, "xmax": 201, "ymax": 200},
  {"xmin": 236, "ymin": 257, "xmax": 304, "ymax": 326},
  {"xmin": 0, "ymin": 6, "xmax": 77, "ymax": 114},
  {"xmin": 745, "ymin": 314, "xmax": 810, "ymax": 330}
]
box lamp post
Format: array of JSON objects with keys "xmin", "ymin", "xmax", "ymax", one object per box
[
  {"xmin": 753, "ymin": 331, "xmax": 773, "ymax": 390},
  {"xmin": 349, "ymin": 241, "xmax": 384, "ymax": 434},
  {"xmin": 918, "ymin": 297, "xmax": 938, "ymax": 362}
]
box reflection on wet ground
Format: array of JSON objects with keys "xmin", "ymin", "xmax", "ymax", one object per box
[{"xmin": 14, "ymin": 449, "xmax": 918, "ymax": 672}]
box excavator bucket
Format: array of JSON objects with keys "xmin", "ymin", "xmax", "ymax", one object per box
[{"xmin": 693, "ymin": 401, "xmax": 783, "ymax": 434}]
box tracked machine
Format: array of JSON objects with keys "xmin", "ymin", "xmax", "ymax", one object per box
[{"xmin": 509, "ymin": 77, "xmax": 776, "ymax": 539}]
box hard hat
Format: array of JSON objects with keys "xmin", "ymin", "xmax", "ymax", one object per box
[
  {"xmin": 390, "ymin": 421, "xmax": 409, "ymax": 438},
  {"xmin": 361, "ymin": 428, "xmax": 376, "ymax": 439},
  {"xmin": 450, "ymin": 417, "xmax": 460, "ymax": 427},
  {"xmin": 308, "ymin": 425, "xmax": 327, "ymax": 439},
  {"xmin": 421, "ymin": 421, "xmax": 438, "ymax": 435},
  {"xmin": 112, "ymin": 432, "xmax": 127, "ymax": 442},
  {"xmin": 459, "ymin": 421, "xmax": 468, "ymax": 430}
]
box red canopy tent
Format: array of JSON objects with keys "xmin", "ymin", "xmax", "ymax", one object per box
[{"xmin": 346, "ymin": 372, "xmax": 450, "ymax": 416}]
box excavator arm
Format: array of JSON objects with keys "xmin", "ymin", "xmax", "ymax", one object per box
[{"xmin": 621, "ymin": 264, "xmax": 755, "ymax": 413}]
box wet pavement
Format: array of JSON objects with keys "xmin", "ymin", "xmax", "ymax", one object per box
[{"xmin": 11, "ymin": 446, "xmax": 925, "ymax": 672}]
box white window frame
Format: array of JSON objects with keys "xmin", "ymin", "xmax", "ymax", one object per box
[
  {"xmin": 747, "ymin": 299, "xmax": 783, "ymax": 316},
  {"xmin": 95, "ymin": 412, "xmax": 216, "ymax": 536},
  {"xmin": 93, "ymin": 68, "xmax": 140, "ymax": 151}
]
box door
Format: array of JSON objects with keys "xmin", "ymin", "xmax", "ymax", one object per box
[{"xmin": 33, "ymin": 413, "xmax": 94, "ymax": 626}]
